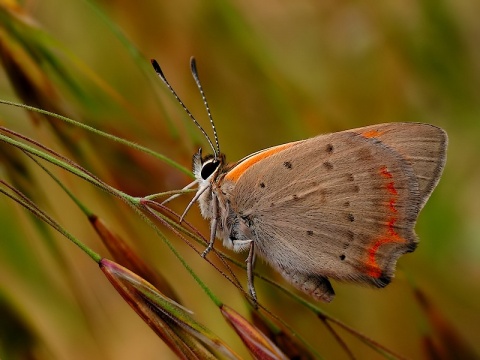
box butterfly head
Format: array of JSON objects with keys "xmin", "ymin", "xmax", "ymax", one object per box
[{"xmin": 193, "ymin": 148, "xmax": 225, "ymax": 186}]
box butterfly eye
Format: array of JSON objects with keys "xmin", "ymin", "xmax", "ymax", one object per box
[{"xmin": 201, "ymin": 160, "xmax": 220, "ymax": 180}]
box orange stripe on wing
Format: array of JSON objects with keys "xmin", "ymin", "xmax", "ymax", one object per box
[
  {"xmin": 366, "ymin": 238, "xmax": 390, "ymax": 278},
  {"xmin": 365, "ymin": 166, "xmax": 406, "ymax": 278},
  {"xmin": 386, "ymin": 182, "xmax": 398, "ymax": 195},
  {"xmin": 380, "ymin": 166, "xmax": 393, "ymax": 178},
  {"xmin": 389, "ymin": 199, "xmax": 398, "ymax": 213},
  {"xmin": 225, "ymin": 142, "xmax": 297, "ymax": 182}
]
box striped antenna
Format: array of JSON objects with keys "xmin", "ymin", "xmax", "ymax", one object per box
[
  {"xmin": 151, "ymin": 59, "xmax": 218, "ymax": 158},
  {"xmin": 189, "ymin": 57, "xmax": 221, "ymax": 156}
]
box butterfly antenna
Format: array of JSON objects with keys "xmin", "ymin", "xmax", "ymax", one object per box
[
  {"xmin": 190, "ymin": 57, "xmax": 221, "ymax": 157},
  {"xmin": 151, "ymin": 59, "xmax": 218, "ymax": 158}
]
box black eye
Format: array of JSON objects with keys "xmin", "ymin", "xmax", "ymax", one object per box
[{"xmin": 201, "ymin": 160, "xmax": 220, "ymax": 180}]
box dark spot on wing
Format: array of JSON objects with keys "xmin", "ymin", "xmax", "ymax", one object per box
[
  {"xmin": 353, "ymin": 185, "xmax": 360, "ymax": 193},
  {"xmin": 347, "ymin": 174, "xmax": 354, "ymax": 182},
  {"xmin": 339, "ymin": 254, "xmax": 346, "ymax": 261},
  {"xmin": 323, "ymin": 161, "xmax": 333, "ymax": 170},
  {"xmin": 326, "ymin": 144, "xmax": 334, "ymax": 153},
  {"xmin": 307, "ymin": 230, "xmax": 314, "ymax": 236},
  {"xmin": 283, "ymin": 161, "xmax": 292, "ymax": 169},
  {"xmin": 292, "ymin": 194, "xmax": 299, "ymax": 200},
  {"xmin": 259, "ymin": 182, "xmax": 265, "ymax": 188},
  {"xmin": 343, "ymin": 201, "xmax": 350, "ymax": 207},
  {"xmin": 347, "ymin": 213, "xmax": 355, "ymax": 222}
]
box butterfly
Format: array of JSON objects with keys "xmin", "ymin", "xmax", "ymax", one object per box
[{"xmin": 152, "ymin": 58, "xmax": 447, "ymax": 302}]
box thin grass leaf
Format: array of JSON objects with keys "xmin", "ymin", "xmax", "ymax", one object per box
[{"xmin": 0, "ymin": 101, "xmax": 192, "ymax": 176}]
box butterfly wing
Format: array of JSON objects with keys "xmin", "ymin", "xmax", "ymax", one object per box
[{"xmin": 226, "ymin": 123, "xmax": 446, "ymax": 301}]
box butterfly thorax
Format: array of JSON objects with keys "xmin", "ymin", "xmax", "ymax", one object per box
[{"xmin": 193, "ymin": 149, "xmax": 254, "ymax": 252}]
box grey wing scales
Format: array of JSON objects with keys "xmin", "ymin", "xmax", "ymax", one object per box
[{"xmin": 229, "ymin": 124, "xmax": 445, "ymax": 301}]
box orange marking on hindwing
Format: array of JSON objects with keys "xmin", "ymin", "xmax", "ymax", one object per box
[
  {"xmin": 364, "ymin": 166, "xmax": 406, "ymax": 278},
  {"xmin": 387, "ymin": 182, "xmax": 398, "ymax": 195},
  {"xmin": 387, "ymin": 218, "xmax": 400, "ymax": 237},
  {"xmin": 389, "ymin": 199, "xmax": 398, "ymax": 213},
  {"xmin": 225, "ymin": 142, "xmax": 297, "ymax": 182},
  {"xmin": 366, "ymin": 239, "xmax": 389, "ymax": 278},
  {"xmin": 380, "ymin": 166, "xmax": 393, "ymax": 178}
]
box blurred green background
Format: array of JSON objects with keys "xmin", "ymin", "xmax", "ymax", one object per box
[{"xmin": 0, "ymin": 0, "xmax": 479, "ymax": 359}]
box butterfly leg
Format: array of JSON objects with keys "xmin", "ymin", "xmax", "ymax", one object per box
[
  {"xmin": 201, "ymin": 193, "xmax": 218, "ymax": 258},
  {"xmin": 246, "ymin": 241, "xmax": 257, "ymax": 303},
  {"xmin": 201, "ymin": 217, "xmax": 217, "ymax": 258}
]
